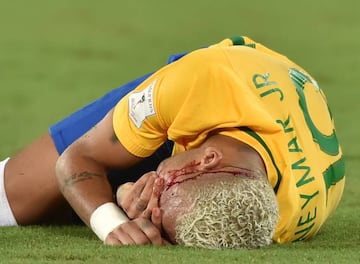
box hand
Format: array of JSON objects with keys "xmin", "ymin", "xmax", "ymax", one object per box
[
  {"xmin": 104, "ymin": 207, "xmax": 169, "ymax": 246},
  {"xmin": 116, "ymin": 171, "xmax": 164, "ymax": 219}
]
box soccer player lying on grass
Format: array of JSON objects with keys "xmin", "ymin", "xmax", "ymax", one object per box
[{"xmin": 0, "ymin": 36, "xmax": 345, "ymax": 249}]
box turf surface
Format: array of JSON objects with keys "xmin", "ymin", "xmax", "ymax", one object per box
[{"xmin": 0, "ymin": 0, "xmax": 359, "ymax": 263}]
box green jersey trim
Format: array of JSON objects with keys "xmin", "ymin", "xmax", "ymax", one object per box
[
  {"xmin": 239, "ymin": 127, "xmax": 282, "ymax": 193},
  {"xmin": 323, "ymin": 156, "xmax": 345, "ymax": 192}
]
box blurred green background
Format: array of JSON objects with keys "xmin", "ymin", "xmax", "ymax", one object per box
[{"xmin": 0, "ymin": 0, "xmax": 359, "ymax": 263}]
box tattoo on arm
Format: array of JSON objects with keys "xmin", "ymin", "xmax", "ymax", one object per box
[{"xmin": 61, "ymin": 171, "xmax": 103, "ymax": 193}]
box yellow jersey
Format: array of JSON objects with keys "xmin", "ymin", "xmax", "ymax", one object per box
[{"xmin": 113, "ymin": 36, "xmax": 345, "ymax": 243}]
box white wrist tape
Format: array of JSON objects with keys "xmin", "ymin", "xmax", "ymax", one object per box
[{"xmin": 90, "ymin": 202, "xmax": 129, "ymax": 241}]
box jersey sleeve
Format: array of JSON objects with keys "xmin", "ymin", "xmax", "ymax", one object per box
[
  {"xmin": 113, "ymin": 76, "xmax": 168, "ymax": 157},
  {"xmin": 112, "ymin": 47, "xmax": 246, "ymax": 157}
]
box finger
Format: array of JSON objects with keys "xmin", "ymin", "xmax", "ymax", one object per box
[
  {"xmin": 116, "ymin": 182, "xmax": 134, "ymax": 206},
  {"xmin": 138, "ymin": 172, "xmax": 158, "ymax": 207},
  {"xmin": 142, "ymin": 177, "xmax": 164, "ymax": 219},
  {"xmin": 104, "ymin": 234, "xmax": 122, "ymax": 246},
  {"xmin": 132, "ymin": 171, "xmax": 156, "ymax": 196},
  {"xmin": 105, "ymin": 228, "xmax": 135, "ymax": 246},
  {"xmin": 150, "ymin": 208, "xmax": 171, "ymax": 246},
  {"xmin": 150, "ymin": 207, "xmax": 162, "ymax": 230},
  {"xmin": 135, "ymin": 218, "xmax": 163, "ymax": 246},
  {"xmin": 120, "ymin": 172, "xmax": 154, "ymax": 214},
  {"xmin": 123, "ymin": 221, "xmax": 151, "ymax": 245},
  {"xmin": 127, "ymin": 172, "xmax": 158, "ymax": 218}
]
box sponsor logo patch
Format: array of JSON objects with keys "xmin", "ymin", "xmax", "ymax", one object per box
[{"xmin": 129, "ymin": 80, "xmax": 156, "ymax": 128}]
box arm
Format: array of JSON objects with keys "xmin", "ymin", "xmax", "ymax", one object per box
[
  {"xmin": 56, "ymin": 108, "xmax": 141, "ymax": 225},
  {"xmin": 56, "ymin": 108, "xmax": 167, "ymax": 245}
]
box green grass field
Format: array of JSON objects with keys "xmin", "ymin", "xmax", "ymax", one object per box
[{"xmin": 0, "ymin": 0, "xmax": 359, "ymax": 263}]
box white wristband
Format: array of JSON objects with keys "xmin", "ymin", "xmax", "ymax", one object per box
[{"xmin": 90, "ymin": 202, "xmax": 129, "ymax": 241}]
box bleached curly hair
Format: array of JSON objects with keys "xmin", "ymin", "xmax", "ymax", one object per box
[{"xmin": 174, "ymin": 175, "xmax": 279, "ymax": 249}]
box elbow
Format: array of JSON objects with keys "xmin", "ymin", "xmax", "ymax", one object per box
[{"xmin": 55, "ymin": 148, "xmax": 73, "ymax": 194}]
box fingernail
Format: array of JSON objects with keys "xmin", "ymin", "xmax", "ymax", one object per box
[{"xmin": 155, "ymin": 178, "xmax": 164, "ymax": 186}]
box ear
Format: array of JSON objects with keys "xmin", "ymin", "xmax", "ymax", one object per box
[{"xmin": 199, "ymin": 147, "xmax": 223, "ymax": 170}]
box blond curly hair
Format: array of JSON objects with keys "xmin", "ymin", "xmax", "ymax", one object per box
[{"xmin": 174, "ymin": 174, "xmax": 279, "ymax": 249}]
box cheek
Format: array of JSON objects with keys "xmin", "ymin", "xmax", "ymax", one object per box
[
  {"xmin": 159, "ymin": 185, "xmax": 194, "ymax": 243},
  {"xmin": 161, "ymin": 210, "xmax": 176, "ymax": 243},
  {"xmin": 160, "ymin": 186, "xmax": 187, "ymax": 214},
  {"xmin": 160, "ymin": 188, "xmax": 179, "ymax": 243}
]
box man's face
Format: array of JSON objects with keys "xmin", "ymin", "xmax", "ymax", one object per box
[
  {"xmin": 158, "ymin": 169, "xmax": 239, "ymax": 243},
  {"xmin": 156, "ymin": 149, "xmax": 204, "ymax": 242},
  {"xmin": 115, "ymin": 135, "xmax": 267, "ymax": 244},
  {"xmin": 156, "ymin": 135, "xmax": 266, "ymax": 243}
]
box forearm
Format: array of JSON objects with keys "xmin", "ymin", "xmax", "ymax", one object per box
[
  {"xmin": 55, "ymin": 152, "xmax": 114, "ymax": 227},
  {"xmin": 52, "ymin": 108, "xmax": 167, "ymax": 244},
  {"xmin": 55, "ymin": 153, "xmax": 166, "ymax": 245}
]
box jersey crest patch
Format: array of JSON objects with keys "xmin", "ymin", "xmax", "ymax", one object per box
[{"xmin": 129, "ymin": 80, "xmax": 156, "ymax": 128}]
